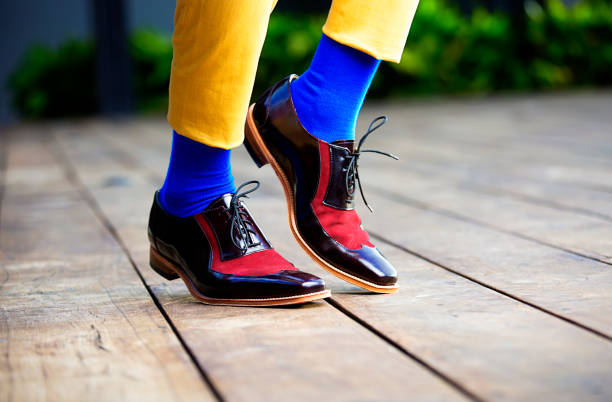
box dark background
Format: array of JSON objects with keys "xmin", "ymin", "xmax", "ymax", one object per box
[{"xmin": 0, "ymin": 0, "xmax": 591, "ymax": 123}]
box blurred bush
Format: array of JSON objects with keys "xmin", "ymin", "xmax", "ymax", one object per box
[
  {"xmin": 130, "ymin": 29, "xmax": 173, "ymax": 111},
  {"xmin": 252, "ymin": 14, "xmax": 326, "ymax": 97},
  {"xmin": 526, "ymin": 0, "xmax": 612, "ymax": 88},
  {"xmin": 376, "ymin": 0, "xmax": 612, "ymax": 95},
  {"xmin": 7, "ymin": 0, "xmax": 612, "ymax": 118},
  {"xmin": 7, "ymin": 40, "xmax": 96, "ymax": 118}
]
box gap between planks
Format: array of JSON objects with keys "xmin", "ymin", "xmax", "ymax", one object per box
[
  {"xmin": 52, "ymin": 125, "xmax": 482, "ymax": 402},
  {"xmin": 356, "ymin": 102, "xmax": 612, "ymax": 219},
  {"xmin": 0, "ymin": 129, "xmax": 217, "ymax": 402},
  {"xmin": 371, "ymin": 185, "xmax": 612, "ymax": 268},
  {"xmin": 64, "ymin": 120, "xmax": 612, "ymax": 400},
  {"xmin": 369, "ymin": 232, "xmax": 612, "ymax": 343},
  {"xmin": 52, "ymin": 126, "xmax": 472, "ymax": 401},
  {"xmin": 48, "ymin": 134, "xmax": 226, "ymax": 402}
]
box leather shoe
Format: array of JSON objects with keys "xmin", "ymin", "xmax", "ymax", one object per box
[
  {"xmin": 244, "ymin": 75, "xmax": 399, "ymax": 293},
  {"xmin": 147, "ymin": 180, "xmax": 331, "ymax": 306}
]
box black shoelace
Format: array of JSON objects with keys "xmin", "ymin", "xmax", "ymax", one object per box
[
  {"xmin": 345, "ymin": 116, "xmax": 399, "ymax": 212},
  {"xmin": 229, "ymin": 180, "xmax": 262, "ymax": 253}
]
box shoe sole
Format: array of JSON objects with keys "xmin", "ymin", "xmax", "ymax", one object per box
[
  {"xmin": 244, "ymin": 104, "xmax": 399, "ymax": 294},
  {"xmin": 149, "ymin": 246, "xmax": 331, "ymax": 306}
]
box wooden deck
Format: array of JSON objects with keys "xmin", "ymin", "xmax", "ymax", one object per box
[{"xmin": 1, "ymin": 92, "xmax": 612, "ymax": 401}]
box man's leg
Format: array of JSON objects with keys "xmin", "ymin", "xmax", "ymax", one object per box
[
  {"xmin": 158, "ymin": 132, "xmax": 235, "ymax": 217},
  {"xmin": 168, "ymin": 0, "xmax": 276, "ymax": 149},
  {"xmin": 148, "ymin": 0, "xmax": 330, "ymax": 306},
  {"xmin": 290, "ymin": 34, "xmax": 380, "ymax": 143},
  {"xmin": 244, "ymin": 0, "xmax": 420, "ymax": 293},
  {"xmin": 291, "ymin": 0, "xmax": 419, "ymax": 143},
  {"xmin": 160, "ymin": 0, "xmax": 275, "ymax": 216}
]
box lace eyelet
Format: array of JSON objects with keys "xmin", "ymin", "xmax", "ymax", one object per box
[
  {"xmin": 229, "ymin": 181, "xmax": 261, "ymax": 252},
  {"xmin": 343, "ymin": 116, "xmax": 398, "ymax": 213}
]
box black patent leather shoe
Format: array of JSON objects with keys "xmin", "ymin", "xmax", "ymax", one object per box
[
  {"xmin": 244, "ymin": 75, "xmax": 399, "ymax": 293},
  {"xmin": 147, "ymin": 181, "xmax": 330, "ymax": 306}
]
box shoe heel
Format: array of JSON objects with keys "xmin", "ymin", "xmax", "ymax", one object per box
[
  {"xmin": 149, "ymin": 247, "xmax": 180, "ymax": 280},
  {"xmin": 244, "ymin": 105, "xmax": 269, "ymax": 168}
]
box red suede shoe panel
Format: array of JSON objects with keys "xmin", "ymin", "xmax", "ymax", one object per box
[
  {"xmin": 195, "ymin": 215, "xmax": 297, "ymax": 276},
  {"xmin": 312, "ymin": 141, "xmax": 374, "ymax": 250}
]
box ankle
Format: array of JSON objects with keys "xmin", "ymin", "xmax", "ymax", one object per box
[
  {"xmin": 290, "ymin": 34, "xmax": 380, "ymax": 143},
  {"xmin": 159, "ymin": 131, "xmax": 235, "ymax": 217}
]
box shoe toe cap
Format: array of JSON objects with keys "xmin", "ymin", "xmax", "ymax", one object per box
[
  {"xmin": 352, "ymin": 246, "xmax": 398, "ymax": 286},
  {"xmin": 279, "ymin": 270, "xmax": 327, "ymax": 293}
]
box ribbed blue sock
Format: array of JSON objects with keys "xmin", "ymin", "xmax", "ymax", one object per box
[
  {"xmin": 291, "ymin": 34, "xmax": 381, "ymax": 143},
  {"xmin": 158, "ymin": 131, "xmax": 236, "ymax": 217}
]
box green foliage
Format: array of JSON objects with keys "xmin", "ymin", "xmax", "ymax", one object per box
[
  {"xmin": 253, "ymin": 14, "xmax": 325, "ymax": 98},
  {"xmin": 7, "ymin": 40, "xmax": 96, "ymax": 118},
  {"xmin": 7, "ymin": 0, "xmax": 612, "ymax": 118},
  {"xmin": 527, "ymin": 0, "xmax": 612, "ymax": 88},
  {"xmin": 130, "ymin": 29, "xmax": 173, "ymax": 111},
  {"xmin": 378, "ymin": 0, "xmax": 612, "ymax": 96}
]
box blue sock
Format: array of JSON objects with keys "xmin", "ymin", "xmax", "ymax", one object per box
[
  {"xmin": 158, "ymin": 131, "xmax": 236, "ymax": 217},
  {"xmin": 291, "ymin": 34, "xmax": 381, "ymax": 143}
]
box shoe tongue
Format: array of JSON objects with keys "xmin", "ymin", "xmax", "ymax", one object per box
[{"xmin": 330, "ymin": 139, "xmax": 355, "ymax": 153}]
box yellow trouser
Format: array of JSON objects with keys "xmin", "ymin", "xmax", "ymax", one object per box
[{"xmin": 168, "ymin": 0, "xmax": 420, "ymax": 149}]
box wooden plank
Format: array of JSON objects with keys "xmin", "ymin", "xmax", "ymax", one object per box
[
  {"xmin": 356, "ymin": 100, "xmax": 612, "ymax": 216},
  {"xmin": 55, "ymin": 125, "xmax": 466, "ymax": 401},
  {"xmin": 361, "ymin": 166, "xmax": 612, "ymax": 263},
  {"xmin": 0, "ymin": 128, "xmax": 216, "ymax": 402},
  {"xmin": 362, "ymin": 173, "xmax": 612, "ymax": 334},
  {"xmin": 2, "ymin": 125, "xmax": 74, "ymax": 196},
  {"xmin": 360, "ymin": 93, "xmax": 612, "ymax": 165},
  {"xmin": 77, "ymin": 119, "xmax": 612, "ymax": 401},
  {"xmin": 400, "ymin": 160, "xmax": 612, "ymax": 223},
  {"xmin": 243, "ymin": 192, "xmax": 612, "ymax": 402},
  {"xmin": 390, "ymin": 135, "xmax": 612, "ymax": 190}
]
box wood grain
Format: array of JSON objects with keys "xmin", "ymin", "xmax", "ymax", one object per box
[
  {"xmin": 237, "ymin": 187, "xmax": 612, "ymax": 402},
  {"xmin": 0, "ymin": 129, "xmax": 215, "ymax": 402},
  {"xmin": 357, "ymin": 97, "xmax": 612, "ymax": 218},
  {"xmin": 72, "ymin": 117, "xmax": 612, "ymax": 401},
  {"xmin": 54, "ymin": 124, "xmax": 466, "ymax": 401}
]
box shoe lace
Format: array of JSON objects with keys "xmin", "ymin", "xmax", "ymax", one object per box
[
  {"xmin": 229, "ymin": 180, "xmax": 262, "ymax": 254},
  {"xmin": 345, "ymin": 116, "xmax": 399, "ymax": 212}
]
